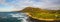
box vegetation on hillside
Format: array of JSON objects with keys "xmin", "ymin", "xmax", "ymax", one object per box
[{"xmin": 21, "ymin": 7, "xmax": 60, "ymax": 19}]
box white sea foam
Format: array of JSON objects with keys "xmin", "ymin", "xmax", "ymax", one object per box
[{"xmin": 11, "ymin": 13, "xmax": 28, "ymax": 22}]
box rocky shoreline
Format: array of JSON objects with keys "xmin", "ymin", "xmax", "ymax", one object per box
[
  {"xmin": 27, "ymin": 17, "xmax": 60, "ymax": 22},
  {"xmin": 26, "ymin": 13, "xmax": 60, "ymax": 22}
]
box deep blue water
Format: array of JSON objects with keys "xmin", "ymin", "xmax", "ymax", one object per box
[{"xmin": 0, "ymin": 12, "xmax": 28, "ymax": 22}]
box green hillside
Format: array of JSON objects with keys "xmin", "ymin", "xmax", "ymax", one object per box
[{"xmin": 20, "ymin": 7, "xmax": 60, "ymax": 19}]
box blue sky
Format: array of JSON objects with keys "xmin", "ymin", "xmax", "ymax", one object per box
[{"xmin": 0, "ymin": 0, "xmax": 60, "ymax": 12}]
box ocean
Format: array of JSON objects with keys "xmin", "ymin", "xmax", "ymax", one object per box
[{"xmin": 0, "ymin": 12, "xmax": 28, "ymax": 22}]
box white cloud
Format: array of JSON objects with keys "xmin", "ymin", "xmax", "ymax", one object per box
[{"xmin": 0, "ymin": 0, "xmax": 60, "ymax": 12}]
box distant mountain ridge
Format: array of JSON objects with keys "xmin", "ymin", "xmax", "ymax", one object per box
[{"xmin": 44, "ymin": 7, "xmax": 60, "ymax": 10}]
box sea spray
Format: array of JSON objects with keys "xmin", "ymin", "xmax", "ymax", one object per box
[{"xmin": 11, "ymin": 13, "xmax": 28, "ymax": 22}]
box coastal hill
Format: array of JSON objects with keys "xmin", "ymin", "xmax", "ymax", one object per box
[{"xmin": 20, "ymin": 7, "xmax": 60, "ymax": 21}]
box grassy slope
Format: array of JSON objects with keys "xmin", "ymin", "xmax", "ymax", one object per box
[{"xmin": 20, "ymin": 7, "xmax": 60, "ymax": 19}]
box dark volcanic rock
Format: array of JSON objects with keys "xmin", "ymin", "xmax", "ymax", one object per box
[{"xmin": 27, "ymin": 17, "xmax": 60, "ymax": 22}]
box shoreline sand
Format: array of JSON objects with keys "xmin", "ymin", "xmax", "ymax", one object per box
[{"xmin": 26, "ymin": 13, "xmax": 58, "ymax": 21}]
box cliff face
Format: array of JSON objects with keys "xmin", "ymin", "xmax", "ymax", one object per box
[{"xmin": 20, "ymin": 7, "xmax": 60, "ymax": 21}]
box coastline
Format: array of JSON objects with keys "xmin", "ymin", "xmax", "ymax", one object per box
[
  {"xmin": 27, "ymin": 17, "xmax": 60, "ymax": 22},
  {"xmin": 25, "ymin": 13, "xmax": 57, "ymax": 21}
]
